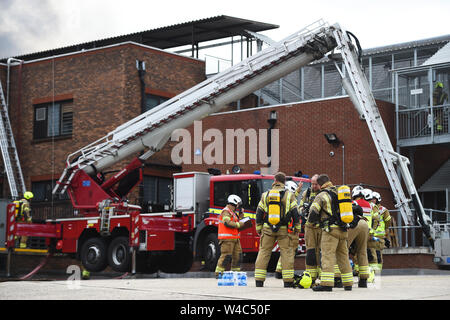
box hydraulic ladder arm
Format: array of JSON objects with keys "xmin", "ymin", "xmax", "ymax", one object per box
[{"xmin": 330, "ymin": 25, "xmax": 435, "ymax": 247}]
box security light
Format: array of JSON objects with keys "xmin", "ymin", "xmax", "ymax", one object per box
[{"xmin": 324, "ymin": 133, "xmax": 341, "ymax": 145}]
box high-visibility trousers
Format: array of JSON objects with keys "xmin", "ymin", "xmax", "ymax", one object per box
[
  {"xmin": 215, "ymin": 239, "xmax": 242, "ymax": 275},
  {"xmin": 347, "ymin": 219, "xmax": 369, "ymax": 279},
  {"xmin": 320, "ymin": 227, "xmax": 353, "ymax": 287},
  {"xmin": 304, "ymin": 223, "xmax": 322, "ymax": 280},
  {"xmin": 275, "ymin": 232, "xmax": 299, "ymax": 274},
  {"xmin": 255, "ymin": 227, "xmax": 295, "ymax": 284}
]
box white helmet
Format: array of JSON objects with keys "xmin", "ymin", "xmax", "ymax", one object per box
[
  {"xmin": 362, "ymin": 189, "xmax": 373, "ymax": 201},
  {"xmin": 352, "ymin": 186, "xmax": 364, "ymax": 198},
  {"xmin": 372, "ymin": 192, "xmax": 381, "ymax": 203},
  {"xmin": 285, "ymin": 181, "xmax": 298, "ymax": 193},
  {"xmin": 227, "ymin": 194, "xmax": 242, "ymax": 206}
]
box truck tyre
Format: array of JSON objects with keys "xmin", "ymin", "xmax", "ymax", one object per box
[
  {"xmin": 159, "ymin": 246, "xmax": 193, "ymax": 273},
  {"xmin": 108, "ymin": 236, "xmax": 131, "ymax": 272},
  {"xmin": 203, "ymin": 233, "xmax": 220, "ymax": 272},
  {"xmin": 80, "ymin": 237, "xmax": 108, "ymax": 272},
  {"xmin": 136, "ymin": 252, "xmax": 160, "ymax": 274}
]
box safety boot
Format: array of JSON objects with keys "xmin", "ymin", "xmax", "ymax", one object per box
[
  {"xmin": 312, "ymin": 285, "xmax": 332, "ymax": 292},
  {"xmin": 344, "ymin": 286, "xmax": 352, "ymax": 291},
  {"xmin": 283, "ymin": 281, "xmax": 293, "ymax": 288},
  {"xmin": 275, "ymin": 271, "xmax": 282, "ymax": 279},
  {"xmin": 255, "ymin": 280, "xmax": 264, "ymax": 287},
  {"xmin": 358, "ymin": 278, "xmax": 368, "ymax": 288},
  {"xmin": 334, "ymin": 277, "xmax": 343, "ymax": 288}
]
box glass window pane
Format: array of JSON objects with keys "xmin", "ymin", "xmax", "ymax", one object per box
[
  {"xmin": 143, "ymin": 176, "xmax": 157, "ymax": 204},
  {"xmin": 144, "ymin": 95, "xmax": 160, "ymax": 112},
  {"xmin": 47, "ymin": 103, "xmax": 60, "ymax": 137},
  {"xmin": 158, "ymin": 178, "xmax": 172, "ymax": 205}
]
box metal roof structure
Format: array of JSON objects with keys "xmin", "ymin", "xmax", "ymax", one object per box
[
  {"xmin": 0, "ymin": 15, "xmax": 279, "ymax": 62},
  {"xmin": 422, "ymin": 41, "xmax": 450, "ymax": 66},
  {"xmin": 362, "ymin": 34, "xmax": 450, "ymax": 57}
]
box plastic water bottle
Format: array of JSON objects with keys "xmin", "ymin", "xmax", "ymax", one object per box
[
  {"xmin": 236, "ymin": 272, "xmax": 247, "ymax": 286},
  {"xmin": 223, "ymin": 271, "xmax": 234, "ymax": 286},
  {"xmin": 217, "ymin": 273, "xmax": 224, "ymax": 286}
]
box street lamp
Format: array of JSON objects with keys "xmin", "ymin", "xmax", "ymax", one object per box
[
  {"xmin": 324, "ymin": 133, "xmax": 341, "ymax": 146},
  {"xmin": 324, "ymin": 133, "xmax": 345, "ymax": 184}
]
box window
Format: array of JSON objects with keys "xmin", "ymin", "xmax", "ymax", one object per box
[
  {"xmin": 34, "ymin": 101, "xmax": 73, "ymax": 139},
  {"xmin": 213, "ymin": 180, "xmax": 261, "ymax": 212},
  {"xmin": 31, "ymin": 180, "xmax": 69, "ymax": 202},
  {"xmin": 144, "ymin": 94, "xmax": 169, "ymax": 113},
  {"xmin": 142, "ymin": 175, "xmax": 172, "ymax": 212}
]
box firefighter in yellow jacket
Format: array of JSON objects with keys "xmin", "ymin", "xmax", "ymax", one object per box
[
  {"xmin": 309, "ymin": 174, "xmax": 353, "ymax": 291},
  {"xmin": 274, "ymin": 180, "xmax": 302, "ymax": 279},
  {"xmin": 300, "ymin": 174, "xmax": 321, "ymax": 283},
  {"xmin": 14, "ymin": 191, "xmax": 33, "ymax": 249},
  {"xmin": 215, "ymin": 194, "xmax": 244, "ymax": 277},
  {"xmin": 371, "ymin": 191, "xmax": 392, "ymax": 271},
  {"xmin": 254, "ymin": 172, "xmax": 301, "ymax": 288}
]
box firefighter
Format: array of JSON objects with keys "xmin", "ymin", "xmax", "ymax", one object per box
[
  {"xmin": 300, "ymin": 174, "xmax": 322, "ymax": 284},
  {"xmin": 14, "ymin": 191, "xmax": 34, "ymax": 249},
  {"xmin": 215, "ymin": 194, "xmax": 243, "ymax": 277},
  {"xmin": 309, "ymin": 174, "xmax": 353, "ymax": 292},
  {"xmin": 365, "ymin": 189, "xmax": 381, "ymax": 273},
  {"xmin": 254, "ymin": 172, "xmax": 300, "ymax": 288},
  {"xmin": 432, "ymin": 81, "xmax": 448, "ymax": 132},
  {"xmin": 347, "ymin": 200, "xmax": 370, "ymax": 288},
  {"xmin": 275, "ymin": 180, "xmax": 302, "ymax": 279},
  {"xmin": 371, "ymin": 191, "xmax": 392, "ymax": 271},
  {"xmin": 350, "ymin": 186, "xmax": 372, "ymax": 278}
]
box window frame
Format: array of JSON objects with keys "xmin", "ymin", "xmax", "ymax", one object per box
[{"xmin": 33, "ymin": 100, "xmax": 73, "ymax": 140}]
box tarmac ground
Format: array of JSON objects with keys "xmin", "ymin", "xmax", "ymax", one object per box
[{"xmin": 1, "ymin": 269, "xmax": 450, "ymax": 301}]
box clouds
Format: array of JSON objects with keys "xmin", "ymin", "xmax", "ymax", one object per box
[
  {"xmin": 0, "ymin": 0, "xmax": 63, "ymax": 57},
  {"xmin": 0, "ymin": 0, "xmax": 449, "ymax": 60}
]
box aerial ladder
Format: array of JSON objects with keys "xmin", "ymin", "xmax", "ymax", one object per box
[
  {"xmin": 328, "ymin": 27, "xmax": 434, "ymax": 247},
  {"xmin": 0, "ymin": 79, "xmax": 25, "ymax": 199},
  {"xmin": 48, "ymin": 20, "xmax": 433, "ymax": 249}
]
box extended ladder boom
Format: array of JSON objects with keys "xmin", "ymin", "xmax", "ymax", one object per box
[
  {"xmin": 330, "ymin": 25, "xmax": 435, "ymax": 246},
  {"xmin": 0, "ymin": 80, "xmax": 25, "ymax": 199},
  {"xmin": 53, "ymin": 20, "xmax": 338, "ymax": 194}
]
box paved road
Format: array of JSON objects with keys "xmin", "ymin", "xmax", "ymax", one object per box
[{"xmin": 1, "ymin": 273, "xmax": 450, "ymax": 300}]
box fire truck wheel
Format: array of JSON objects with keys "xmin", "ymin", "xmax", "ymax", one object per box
[
  {"xmin": 204, "ymin": 233, "xmax": 220, "ymax": 272},
  {"xmin": 80, "ymin": 237, "xmax": 108, "ymax": 272},
  {"xmin": 108, "ymin": 236, "xmax": 131, "ymax": 272}
]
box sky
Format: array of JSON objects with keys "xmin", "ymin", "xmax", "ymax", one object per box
[{"xmin": 0, "ymin": 0, "xmax": 449, "ymax": 61}]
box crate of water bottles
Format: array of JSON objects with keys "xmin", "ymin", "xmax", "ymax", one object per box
[{"xmin": 217, "ymin": 271, "xmax": 247, "ymax": 286}]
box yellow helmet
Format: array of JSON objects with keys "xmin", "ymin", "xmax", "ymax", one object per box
[
  {"xmin": 435, "ymin": 81, "xmax": 444, "ymax": 89},
  {"xmin": 299, "ymin": 271, "xmax": 312, "ymax": 289},
  {"xmin": 23, "ymin": 191, "xmax": 34, "ymax": 200}
]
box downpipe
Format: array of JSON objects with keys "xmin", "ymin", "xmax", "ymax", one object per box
[{"xmin": 6, "ymin": 58, "xmax": 23, "ymax": 108}]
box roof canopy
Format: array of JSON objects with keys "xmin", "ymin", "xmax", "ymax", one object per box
[{"xmin": 1, "ymin": 15, "xmax": 279, "ymax": 62}]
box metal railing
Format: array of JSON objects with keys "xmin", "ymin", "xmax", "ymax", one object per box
[
  {"xmin": 389, "ymin": 208, "xmax": 450, "ymax": 248},
  {"xmin": 398, "ymin": 103, "xmax": 450, "ymax": 140}
]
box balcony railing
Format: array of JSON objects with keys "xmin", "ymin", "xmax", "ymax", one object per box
[{"xmin": 397, "ymin": 103, "xmax": 450, "ymax": 146}]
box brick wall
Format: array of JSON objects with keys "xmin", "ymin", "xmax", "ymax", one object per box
[{"xmin": 180, "ymin": 97, "xmax": 397, "ymax": 208}]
